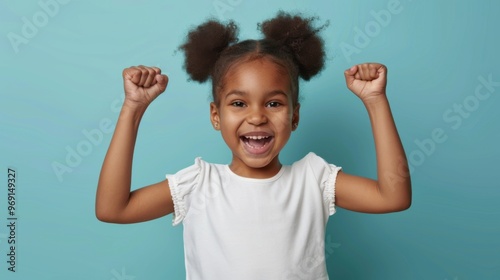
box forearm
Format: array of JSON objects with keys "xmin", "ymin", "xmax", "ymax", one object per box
[
  {"xmin": 364, "ymin": 96, "xmax": 411, "ymax": 209},
  {"xmin": 95, "ymin": 105, "xmax": 146, "ymax": 220}
]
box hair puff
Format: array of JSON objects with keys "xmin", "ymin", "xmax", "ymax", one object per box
[
  {"xmin": 258, "ymin": 11, "xmax": 329, "ymax": 80},
  {"xmin": 179, "ymin": 20, "xmax": 239, "ymax": 83}
]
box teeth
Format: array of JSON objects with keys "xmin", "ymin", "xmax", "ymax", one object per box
[{"xmin": 244, "ymin": 135, "xmax": 270, "ymax": 140}]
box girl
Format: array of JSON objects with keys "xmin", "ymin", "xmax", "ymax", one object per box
[{"xmin": 96, "ymin": 12, "xmax": 411, "ymax": 279}]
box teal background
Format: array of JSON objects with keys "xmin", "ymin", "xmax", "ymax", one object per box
[{"xmin": 1, "ymin": 0, "xmax": 499, "ymax": 279}]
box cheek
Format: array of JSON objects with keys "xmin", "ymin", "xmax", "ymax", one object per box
[
  {"xmin": 220, "ymin": 110, "xmax": 239, "ymax": 125},
  {"xmin": 219, "ymin": 110, "xmax": 244, "ymax": 138},
  {"xmin": 273, "ymin": 111, "xmax": 294, "ymax": 129}
]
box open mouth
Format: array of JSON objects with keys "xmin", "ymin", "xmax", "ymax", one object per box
[{"xmin": 240, "ymin": 135, "xmax": 274, "ymax": 154}]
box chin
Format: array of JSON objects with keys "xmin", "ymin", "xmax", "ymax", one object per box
[{"xmin": 242, "ymin": 154, "xmax": 278, "ymax": 169}]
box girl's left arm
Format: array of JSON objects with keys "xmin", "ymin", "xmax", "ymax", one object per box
[{"xmin": 335, "ymin": 63, "xmax": 412, "ymax": 213}]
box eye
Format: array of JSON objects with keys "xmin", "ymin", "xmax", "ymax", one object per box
[
  {"xmin": 231, "ymin": 101, "xmax": 245, "ymax": 107},
  {"xmin": 266, "ymin": 101, "xmax": 281, "ymax": 108}
]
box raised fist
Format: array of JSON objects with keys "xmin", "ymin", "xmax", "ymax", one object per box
[
  {"xmin": 344, "ymin": 63, "xmax": 387, "ymax": 103},
  {"xmin": 122, "ymin": 65, "xmax": 169, "ymax": 109}
]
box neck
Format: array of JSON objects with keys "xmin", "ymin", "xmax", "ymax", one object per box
[{"xmin": 229, "ymin": 156, "xmax": 282, "ymax": 179}]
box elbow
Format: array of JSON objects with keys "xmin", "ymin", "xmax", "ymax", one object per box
[
  {"xmin": 380, "ymin": 191, "xmax": 411, "ymax": 213},
  {"xmin": 404, "ymin": 196, "xmax": 412, "ymax": 210},
  {"xmin": 95, "ymin": 209, "xmax": 111, "ymax": 223},
  {"xmin": 95, "ymin": 207, "xmax": 119, "ymax": 223},
  {"xmin": 391, "ymin": 197, "xmax": 412, "ymax": 212},
  {"xmin": 382, "ymin": 181, "xmax": 412, "ymax": 212},
  {"xmin": 398, "ymin": 201, "xmax": 412, "ymax": 211},
  {"xmin": 95, "ymin": 192, "xmax": 125, "ymax": 223},
  {"xmin": 95, "ymin": 200, "xmax": 108, "ymax": 222},
  {"xmin": 399, "ymin": 185, "xmax": 412, "ymax": 211}
]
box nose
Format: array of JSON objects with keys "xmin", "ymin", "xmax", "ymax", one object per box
[{"xmin": 246, "ymin": 106, "xmax": 268, "ymax": 126}]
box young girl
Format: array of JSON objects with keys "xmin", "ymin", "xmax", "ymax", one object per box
[{"xmin": 96, "ymin": 12, "xmax": 411, "ymax": 279}]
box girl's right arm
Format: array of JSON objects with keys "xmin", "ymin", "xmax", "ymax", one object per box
[{"xmin": 95, "ymin": 66, "xmax": 171, "ymax": 224}]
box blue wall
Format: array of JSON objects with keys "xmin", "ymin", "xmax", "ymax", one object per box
[{"xmin": 1, "ymin": 0, "xmax": 499, "ymax": 279}]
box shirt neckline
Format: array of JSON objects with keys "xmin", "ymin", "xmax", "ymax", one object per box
[{"xmin": 224, "ymin": 164, "xmax": 286, "ymax": 184}]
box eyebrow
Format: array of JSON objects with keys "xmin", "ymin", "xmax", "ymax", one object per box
[{"xmin": 224, "ymin": 90, "xmax": 288, "ymax": 100}]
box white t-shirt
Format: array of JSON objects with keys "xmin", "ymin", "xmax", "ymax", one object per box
[{"xmin": 166, "ymin": 152, "xmax": 342, "ymax": 280}]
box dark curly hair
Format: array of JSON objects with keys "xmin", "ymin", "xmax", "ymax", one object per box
[{"xmin": 178, "ymin": 11, "xmax": 329, "ymax": 107}]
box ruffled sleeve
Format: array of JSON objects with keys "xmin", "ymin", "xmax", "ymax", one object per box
[
  {"xmin": 324, "ymin": 162, "xmax": 342, "ymax": 216},
  {"xmin": 305, "ymin": 152, "xmax": 342, "ymax": 216},
  {"xmin": 166, "ymin": 158, "xmax": 203, "ymax": 226}
]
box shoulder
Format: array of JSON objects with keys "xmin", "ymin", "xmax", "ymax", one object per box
[
  {"xmin": 291, "ymin": 152, "xmax": 335, "ymax": 169},
  {"xmin": 165, "ymin": 158, "xmax": 225, "ymax": 226},
  {"xmin": 166, "ymin": 157, "xmax": 227, "ymax": 187},
  {"xmin": 165, "ymin": 158, "xmax": 204, "ymax": 188},
  {"xmin": 291, "ymin": 152, "xmax": 341, "ymax": 181}
]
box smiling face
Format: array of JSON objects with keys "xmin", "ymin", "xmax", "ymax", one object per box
[{"xmin": 210, "ymin": 56, "xmax": 300, "ymax": 178}]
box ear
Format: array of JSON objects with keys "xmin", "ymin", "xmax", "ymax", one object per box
[
  {"xmin": 210, "ymin": 102, "xmax": 221, "ymax": 131},
  {"xmin": 292, "ymin": 103, "xmax": 300, "ymax": 131}
]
